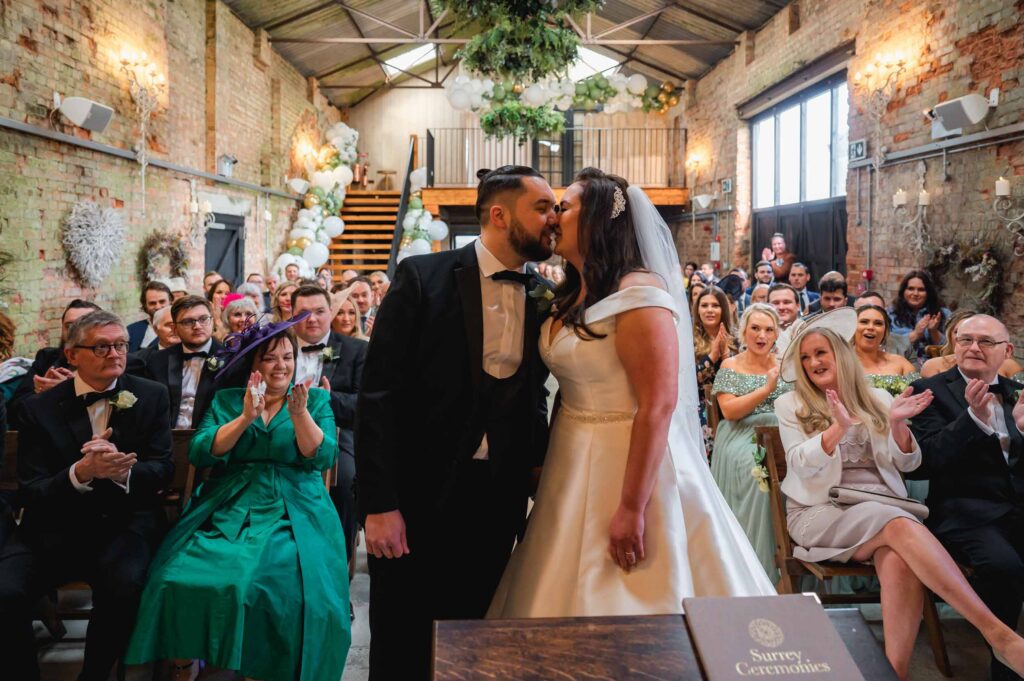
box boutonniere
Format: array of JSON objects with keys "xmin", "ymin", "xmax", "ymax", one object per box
[
  {"xmin": 205, "ymin": 356, "xmax": 224, "ymax": 372},
  {"xmin": 321, "ymin": 346, "xmax": 336, "ymax": 363},
  {"xmin": 110, "ymin": 390, "xmax": 137, "ymax": 411},
  {"xmin": 528, "ymin": 281, "xmax": 555, "ymax": 313}
]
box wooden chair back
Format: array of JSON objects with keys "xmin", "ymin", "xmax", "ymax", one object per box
[
  {"xmin": 756, "ymin": 425, "xmax": 801, "ymax": 593},
  {"xmin": 164, "ymin": 429, "xmax": 197, "ymax": 513},
  {"xmin": 703, "ymin": 384, "xmax": 721, "ymax": 437}
]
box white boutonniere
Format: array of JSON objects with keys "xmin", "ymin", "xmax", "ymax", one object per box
[
  {"xmin": 205, "ymin": 356, "xmax": 223, "ymax": 372},
  {"xmin": 110, "ymin": 390, "xmax": 137, "ymax": 411},
  {"xmin": 528, "ymin": 281, "xmax": 555, "ymax": 313},
  {"xmin": 321, "ymin": 346, "xmax": 335, "ymax": 363}
]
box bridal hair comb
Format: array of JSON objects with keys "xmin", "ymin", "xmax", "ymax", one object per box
[{"xmin": 611, "ymin": 186, "xmax": 627, "ymax": 219}]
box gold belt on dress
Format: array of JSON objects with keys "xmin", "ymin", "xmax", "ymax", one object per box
[{"xmin": 560, "ymin": 406, "xmax": 635, "ymax": 423}]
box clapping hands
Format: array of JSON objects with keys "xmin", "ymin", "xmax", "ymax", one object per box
[
  {"xmin": 243, "ymin": 371, "xmax": 266, "ymax": 423},
  {"xmin": 890, "ymin": 386, "xmax": 934, "ymax": 423},
  {"xmin": 34, "ymin": 366, "xmax": 74, "ymax": 393},
  {"xmin": 826, "ymin": 389, "xmax": 855, "ymax": 432},
  {"xmin": 77, "ymin": 427, "xmax": 135, "ymax": 484}
]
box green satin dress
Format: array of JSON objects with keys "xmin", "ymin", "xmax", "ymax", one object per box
[
  {"xmin": 125, "ymin": 388, "xmax": 351, "ymax": 681},
  {"xmin": 709, "ymin": 367, "xmax": 792, "ymax": 580}
]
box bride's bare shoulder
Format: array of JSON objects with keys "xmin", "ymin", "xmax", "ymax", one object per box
[{"xmin": 617, "ymin": 270, "xmax": 666, "ymax": 291}]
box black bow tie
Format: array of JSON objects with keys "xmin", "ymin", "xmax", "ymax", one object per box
[
  {"xmin": 302, "ymin": 343, "xmax": 326, "ymax": 353},
  {"xmin": 81, "ymin": 389, "xmax": 117, "ymax": 406},
  {"xmin": 987, "ymin": 382, "xmax": 1012, "ymax": 400},
  {"xmin": 182, "ymin": 351, "xmax": 209, "ymax": 360},
  {"xmin": 491, "ymin": 270, "xmax": 533, "ymax": 286}
]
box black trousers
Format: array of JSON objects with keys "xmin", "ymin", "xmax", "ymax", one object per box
[
  {"xmin": 0, "ymin": 517, "xmax": 38, "ymax": 681},
  {"xmin": 330, "ymin": 448, "xmax": 359, "ymax": 567},
  {"xmin": 939, "ymin": 509, "xmax": 1024, "ymax": 681},
  {"xmin": 17, "ymin": 521, "xmax": 158, "ymax": 681},
  {"xmin": 367, "ymin": 461, "xmax": 523, "ymax": 681}
]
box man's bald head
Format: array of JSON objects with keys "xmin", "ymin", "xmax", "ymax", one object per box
[{"xmin": 955, "ymin": 314, "xmax": 1012, "ymax": 381}]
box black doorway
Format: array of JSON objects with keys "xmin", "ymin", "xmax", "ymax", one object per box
[
  {"xmin": 751, "ymin": 197, "xmax": 847, "ymax": 290},
  {"xmin": 204, "ymin": 213, "xmax": 246, "ymax": 286}
]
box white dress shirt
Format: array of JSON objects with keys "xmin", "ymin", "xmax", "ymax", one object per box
[
  {"xmin": 177, "ymin": 339, "xmax": 213, "ymax": 429},
  {"xmin": 141, "ymin": 324, "xmax": 157, "ymax": 348},
  {"xmin": 962, "ymin": 369, "xmax": 1022, "ymax": 464},
  {"xmin": 296, "ymin": 330, "xmax": 332, "ymax": 387},
  {"xmin": 473, "ymin": 239, "xmax": 528, "ymax": 460},
  {"xmin": 69, "ymin": 373, "xmax": 130, "ymax": 493}
]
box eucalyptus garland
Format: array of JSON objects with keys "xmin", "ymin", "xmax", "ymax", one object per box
[
  {"xmin": 138, "ymin": 230, "xmax": 190, "ymax": 285},
  {"xmin": 926, "ymin": 240, "xmax": 1005, "ymax": 315},
  {"xmin": 479, "ymin": 100, "xmax": 565, "ymax": 143}
]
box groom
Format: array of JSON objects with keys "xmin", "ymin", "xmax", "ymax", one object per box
[{"xmin": 356, "ymin": 165, "xmax": 557, "ymax": 679}]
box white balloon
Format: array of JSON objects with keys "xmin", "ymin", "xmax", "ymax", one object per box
[
  {"xmin": 417, "ymin": 211, "xmax": 433, "ymax": 230},
  {"xmin": 448, "ymin": 88, "xmax": 471, "ymax": 111},
  {"xmin": 288, "ymin": 178, "xmax": 310, "ymax": 194},
  {"xmin": 334, "ymin": 165, "xmax": 354, "ymax": 188},
  {"xmin": 428, "ymin": 220, "xmax": 449, "ymax": 242},
  {"xmin": 402, "ymin": 213, "xmax": 420, "ymax": 231},
  {"xmin": 302, "ymin": 242, "xmax": 330, "ymax": 268},
  {"xmin": 408, "ymin": 239, "xmax": 432, "ymax": 256},
  {"xmin": 297, "ymin": 208, "xmax": 313, "ymax": 221},
  {"xmin": 454, "ymin": 74, "xmax": 469, "ymax": 85},
  {"xmin": 311, "ymin": 170, "xmax": 336, "ymax": 192},
  {"xmin": 290, "ymin": 228, "xmax": 315, "ymax": 241},
  {"xmin": 482, "ymin": 78, "xmax": 494, "ymax": 92},
  {"xmin": 626, "ymin": 73, "xmax": 648, "ymax": 95},
  {"xmin": 323, "ymin": 216, "xmax": 345, "ymax": 238},
  {"xmin": 316, "ymin": 230, "xmax": 331, "ymax": 245},
  {"xmin": 522, "ymin": 84, "xmax": 544, "ymax": 107},
  {"xmin": 293, "ymin": 217, "xmax": 312, "ymax": 230},
  {"xmin": 396, "ymin": 249, "xmax": 412, "ymax": 263}
]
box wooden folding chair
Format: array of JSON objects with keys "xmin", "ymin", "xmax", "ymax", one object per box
[
  {"xmin": 755, "ymin": 425, "xmax": 953, "ymax": 677},
  {"xmin": 160, "ymin": 429, "xmax": 198, "ymax": 520},
  {"xmin": 703, "ymin": 383, "xmax": 721, "ymax": 438}
]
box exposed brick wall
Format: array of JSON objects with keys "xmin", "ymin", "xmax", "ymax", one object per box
[
  {"xmin": 0, "ymin": 0, "xmax": 343, "ymax": 355},
  {"xmin": 683, "ymin": 0, "xmax": 1024, "ymax": 342}
]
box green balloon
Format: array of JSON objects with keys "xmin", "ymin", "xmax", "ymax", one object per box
[
  {"xmin": 575, "ymin": 82, "xmax": 588, "ymax": 97},
  {"xmin": 594, "ymin": 75, "xmax": 607, "ymax": 89},
  {"xmin": 409, "ymin": 197, "xmax": 423, "ymax": 210},
  {"xmin": 311, "ymin": 187, "xmax": 326, "ymax": 198},
  {"xmin": 645, "ymin": 85, "xmax": 661, "ymax": 99},
  {"xmin": 288, "ymin": 247, "xmax": 303, "ymax": 256},
  {"xmin": 491, "ymin": 85, "xmax": 506, "ymax": 101}
]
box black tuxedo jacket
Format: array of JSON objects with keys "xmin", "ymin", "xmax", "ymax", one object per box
[
  {"xmin": 355, "ymin": 243, "xmax": 550, "ymax": 519},
  {"xmin": 316, "ymin": 332, "xmax": 367, "ymax": 459},
  {"xmin": 126, "ymin": 319, "xmax": 149, "ymax": 353},
  {"xmin": 8, "ymin": 346, "xmax": 68, "ymax": 427},
  {"xmin": 135, "ymin": 341, "xmax": 224, "ymax": 428},
  {"xmin": 16, "ymin": 374, "xmax": 173, "ymax": 549},
  {"xmin": 908, "ymin": 367, "xmax": 1024, "ymax": 534}
]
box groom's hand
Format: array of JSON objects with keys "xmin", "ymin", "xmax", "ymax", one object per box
[{"xmin": 365, "ymin": 510, "xmax": 410, "ymax": 559}]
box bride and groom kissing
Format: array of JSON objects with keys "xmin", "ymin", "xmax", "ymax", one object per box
[{"xmin": 355, "ymin": 166, "xmax": 774, "ymax": 680}]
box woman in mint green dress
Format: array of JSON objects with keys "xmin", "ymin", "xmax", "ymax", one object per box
[
  {"xmin": 710, "ymin": 303, "xmax": 791, "ymax": 580},
  {"xmin": 126, "ymin": 317, "xmax": 350, "ymax": 681}
]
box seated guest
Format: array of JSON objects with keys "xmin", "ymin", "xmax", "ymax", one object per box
[
  {"xmin": 15, "ymin": 310, "xmax": 173, "ymax": 681},
  {"xmin": 700, "ymin": 262, "xmax": 719, "ymax": 284},
  {"xmin": 348, "ymin": 276, "xmax": 375, "ymax": 334},
  {"xmin": 263, "ymin": 273, "xmax": 279, "ymax": 311},
  {"xmin": 331, "ymin": 287, "xmax": 369, "ymax": 340},
  {"xmin": 127, "ymin": 281, "xmax": 172, "ymax": 353},
  {"xmin": 808, "ymin": 274, "xmax": 850, "ymax": 314},
  {"xmin": 856, "ymin": 291, "xmax": 912, "ymax": 360},
  {"xmin": 853, "ymin": 305, "xmax": 918, "ymax": 386},
  {"xmin": 920, "ymin": 309, "xmax": 1023, "ymax": 380},
  {"xmin": 220, "ymin": 292, "xmax": 258, "ymax": 336},
  {"xmin": 887, "ymin": 270, "xmax": 950, "ymax": 367},
  {"xmin": 284, "ymin": 262, "xmax": 301, "ymax": 283},
  {"xmin": 132, "ymin": 307, "xmax": 180, "ymax": 364},
  {"xmin": 767, "ymin": 283, "xmax": 801, "ymax": 333},
  {"xmin": 743, "ymin": 260, "xmax": 775, "ymax": 308},
  {"xmin": 166, "ymin": 277, "xmax": 189, "ymax": 301},
  {"xmin": 908, "ymin": 314, "xmax": 1024, "ymax": 680},
  {"xmin": 138, "ymin": 296, "xmax": 222, "ymax": 429},
  {"xmin": 272, "ymin": 281, "xmax": 299, "ymax": 322},
  {"xmin": 0, "ymin": 312, "xmax": 31, "ymax": 401},
  {"xmin": 125, "ymin": 316, "xmax": 351, "ymax": 681},
  {"xmin": 369, "ymin": 271, "xmax": 390, "ymax": 305},
  {"xmin": 292, "ymin": 285, "xmax": 367, "ymax": 569},
  {"xmin": 762, "ymin": 232, "xmax": 796, "ymax": 282},
  {"xmin": 715, "ymin": 273, "xmax": 745, "ymax": 317},
  {"xmin": 689, "ymin": 279, "xmax": 707, "ymax": 307},
  {"xmin": 693, "ymin": 286, "xmax": 737, "ymax": 458},
  {"xmin": 710, "ymin": 303, "xmax": 789, "ymax": 577},
  {"xmin": 236, "ymin": 281, "xmax": 267, "ymax": 315},
  {"xmin": 749, "ymin": 283, "xmax": 770, "ymax": 305},
  {"xmin": 245, "ymin": 271, "xmax": 265, "ymax": 291},
  {"xmin": 340, "ymin": 269, "xmax": 359, "ymax": 286},
  {"xmin": 202, "ymin": 270, "xmax": 222, "ymax": 294},
  {"xmin": 775, "ymin": 311, "xmax": 1024, "ymax": 680},
  {"xmin": 788, "ymin": 262, "xmax": 819, "ymax": 315},
  {"xmin": 206, "ymin": 279, "xmax": 232, "ymax": 340},
  {"xmin": 682, "ymin": 261, "xmax": 698, "ymax": 283},
  {"xmin": 316, "ymin": 267, "xmax": 334, "ymax": 291}
]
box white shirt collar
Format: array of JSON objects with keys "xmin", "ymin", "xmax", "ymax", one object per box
[
  {"xmin": 183, "ymin": 338, "xmax": 213, "ymax": 355},
  {"xmin": 475, "ymin": 238, "xmax": 525, "ymax": 279},
  {"xmin": 300, "ymin": 330, "xmax": 332, "ymax": 348},
  {"xmin": 958, "ymin": 367, "xmax": 999, "ymax": 387},
  {"xmin": 73, "ymin": 372, "xmax": 118, "ymax": 397}
]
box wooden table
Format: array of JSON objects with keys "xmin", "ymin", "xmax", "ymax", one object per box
[{"xmin": 433, "ymin": 609, "xmax": 897, "ymax": 680}]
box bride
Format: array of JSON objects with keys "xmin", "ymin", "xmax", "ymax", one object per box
[{"xmin": 488, "ymin": 168, "xmax": 775, "ymax": 618}]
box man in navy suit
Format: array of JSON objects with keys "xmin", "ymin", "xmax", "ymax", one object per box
[
  {"xmin": 788, "ymin": 262, "xmax": 819, "ymax": 316},
  {"xmin": 126, "ymin": 281, "xmax": 172, "ymax": 353}
]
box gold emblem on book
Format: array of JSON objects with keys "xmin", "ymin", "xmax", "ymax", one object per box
[{"xmin": 748, "ymin": 618, "xmax": 784, "ymax": 648}]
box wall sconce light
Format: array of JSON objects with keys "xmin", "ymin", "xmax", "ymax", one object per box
[
  {"xmin": 187, "ymin": 179, "xmax": 215, "ymax": 248},
  {"xmin": 991, "ymin": 176, "xmax": 1024, "ymax": 256},
  {"xmin": 852, "ymin": 52, "xmax": 908, "ymax": 181},
  {"xmin": 120, "ymin": 50, "xmax": 165, "ymax": 216}
]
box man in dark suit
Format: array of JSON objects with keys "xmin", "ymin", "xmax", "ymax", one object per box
[
  {"xmin": 134, "ymin": 295, "xmax": 223, "ymax": 429},
  {"xmin": 356, "ymin": 166, "xmax": 554, "ymax": 680},
  {"xmin": 807, "ymin": 274, "xmax": 851, "ymax": 315},
  {"xmin": 908, "ymin": 314, "xmax": 1024, "ymax": 681},
  {"xmin": 291, "ymin": 284, "xmax": 367, "ymax": 565},
  {"xmin": 788, "ymin": 262, "xmax": 819, "ymax": 316},
  {"xmin": 9, "ymin": 310, "xmax": 173, "ymax": 681},
  {"xmin": 126, "ymin": 281, "xmax": 172, "ymax": 353}
]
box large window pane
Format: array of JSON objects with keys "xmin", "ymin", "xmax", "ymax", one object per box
[
  {"xmin": 804, "ymin": 91, "xmax": 831, "ymax": 201},
  {"xmin": 832, "ymin": 82, "xmax": 849, "ymax": 197},
  {"xmin": 753, "ymin": 118, "xmax": 775, "ymax": 209},
  {"xmin": 778, "ymin": 105, "xmax": 800, "ymax": 205}
]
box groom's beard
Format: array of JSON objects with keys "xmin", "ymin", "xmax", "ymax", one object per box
[{"xmin": 509, "ymin": 216, "xmax": 552, "ymax": 262}]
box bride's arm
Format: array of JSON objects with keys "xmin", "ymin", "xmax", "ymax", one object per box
[{"xmin": 610, "ymin": 302, "xmax": 678, "ymax": 571}]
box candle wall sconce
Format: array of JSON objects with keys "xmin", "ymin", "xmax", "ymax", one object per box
[
  {"xmin": 892, "ymin": 161, "xmax": 931, "ymax": 253},
  {"xmin": 120, "ymin": 50, "xmax": 165, "ymax": 216},
  {"xmin": 991, "ymin": 176, "xmax": 1024, "ymax": 256}
]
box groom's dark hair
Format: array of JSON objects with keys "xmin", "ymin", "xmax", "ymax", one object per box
[{"xmin": 475, "ymin": 165, "xmax": 544, "ymax": 223}]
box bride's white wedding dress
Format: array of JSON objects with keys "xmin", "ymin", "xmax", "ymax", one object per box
[{"xmin": 487, "ymin": 285, "xmax": 775, "ymax": 618}]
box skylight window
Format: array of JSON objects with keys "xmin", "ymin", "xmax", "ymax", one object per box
[
  {"xmin": 566, "ymin": 47, "xmax": 621, "ymax": 82},
  {"xmin": 382, "ymin": 44, "xmax": 437, "ymax": 78}
]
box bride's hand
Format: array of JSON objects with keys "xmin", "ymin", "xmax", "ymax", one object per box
[{"xmin": 608, "ymin": 504, "xmax": 645, "ymax": 572}]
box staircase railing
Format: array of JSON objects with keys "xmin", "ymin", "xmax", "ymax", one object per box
[{"xmin": 387, "ymin": 137, "xmax": 418, "ymax": 278}]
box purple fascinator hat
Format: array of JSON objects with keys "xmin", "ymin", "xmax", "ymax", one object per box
[{"xmin": 214, "ymin": 310, "xmax": 311, "ymax": 374}]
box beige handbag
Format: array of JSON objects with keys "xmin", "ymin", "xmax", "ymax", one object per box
[{"xmin": 828, "ymin": 486, "xmax": 929, "ymax": 521}]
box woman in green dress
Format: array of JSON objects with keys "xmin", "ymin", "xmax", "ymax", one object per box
[
  {"xmin": 125, "ymin": 314, "xmax": 351, "ymax": 681},
  {"xmin": 710, "ymin": 303, "xmax": 791, "ymax": 579}
]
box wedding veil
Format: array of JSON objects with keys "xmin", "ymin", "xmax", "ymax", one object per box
[{"xmin": 627, "ymin": 185, "xmax": 705, "ymax": 457}]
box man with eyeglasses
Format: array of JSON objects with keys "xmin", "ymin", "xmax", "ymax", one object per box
[
  {"xmin": 134, "ymin": 295, "xmax": 223, "ymax": 429},
  {"xmin": 907, "ymin": 314, "xmax": 1024, "ymax": 681},
  {"xmin": 7, "ymin": 309, "xmax": 172, "ymax": 680}
]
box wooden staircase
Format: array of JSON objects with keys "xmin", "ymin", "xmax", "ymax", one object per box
[{"xmin": 329, "ymin": 190, "xmax": 401, "ymax": 276}]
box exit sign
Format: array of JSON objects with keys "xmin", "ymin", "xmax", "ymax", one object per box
[{"xmin": 848, "ymin": 139, "xmax": 867, "ymax": 162}]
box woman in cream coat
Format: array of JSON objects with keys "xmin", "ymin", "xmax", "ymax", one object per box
[{"xmin": 774, "ymin": 309, "xmax": 1024, "ymax": 680}]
